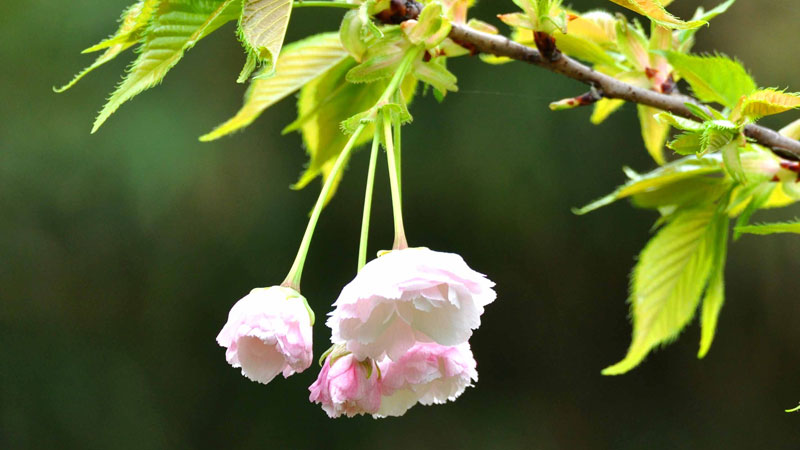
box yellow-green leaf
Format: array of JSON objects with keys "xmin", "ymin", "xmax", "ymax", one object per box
[
  {"xmin": 698, "ymin": 212, "xmax": 729, "ymax": 358},
  {"xmin": 574, "ymin": 154, "xmax": 723, "ymax": 215},
  {"xmin": 55, "ymin": 1, "xmax": 159, "ymax": 93},
  {"xmin": 736, "ymin": 89, "xmax": 800, "ymax": 120},
  {"xmin": 779, "ymin": 118, "xmax": 800, "ymax": 139},
  {"xmin": 201, "ymin": 33, "xmax": 348, "ymax": 141},
  {"xmin": 603, "ymin": 208, "xmax": 722, "ymax": 375},
  {"xmin": 638, "ymin": 104, "xmax": 669, "ymax": 164},
  {"xmin": 608, "ymin": 0, "xmax": 706, "ymax": 29},
  {"xmin": 590, "ymin": 98, "xmax": 625, "ymax": 124},
  {"xmin": 83, "ymin": 0, "xmax": 160, "ymax": 53},
  {"xmin": 238, "ymin": 0, "xmax": 293, "ymax": 79},
  {"xmin": 92, "ymin": 0, "xmax": 241, "ymax": 133}
]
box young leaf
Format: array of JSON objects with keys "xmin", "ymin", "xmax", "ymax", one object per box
[
  {"xmin": 607, "ymin": 0, "xmax": 706, "ymax": 30},
  {"xmin": 663, "ymin": 52, "xmax": 756, "ymax": 109},
  {"xmin": 698, "ymin": 211, "xmax": 729, "ymax": 358},
  {"xmin": 668, "ymin": 131, "xmax": 702, "ymax": 155},
  {"xmin": 238, "ymin": 0, "xmax": 294, "ymax": 81},
  {"xmin": 201, "ymin": 33, "xmax": 348, "ymax": 141},
  {"xmin": 55, "ymin": 1, "xmax": 158, "ymax": 92},
  {"xmin": 676, "ymin": 0, "xmax": 736, "ymax": 51},
  {"xmin": 602, "ymin": 207, "xmax": 721, "ymax": 375},
  {"xmin": 735, "ymin": 89, "xmax": 800, "ymax": 120},
  {"xmin": 92, "ymin": 0, "xmax": 241, "ymax": 133},
  {"xmin": 736, "ymin": 221, "xmax": 800, "ymax": 236},
  {"xmin": 575, "ymin": 154, "xmax": 723, "ymax": 214},
  {"xmin": 287, "ymin": 59, "xmax": 417, "ymax": 200},
  {"xmin": 638, "ymin": 105, "xmax": 669, "ymax": 164}
]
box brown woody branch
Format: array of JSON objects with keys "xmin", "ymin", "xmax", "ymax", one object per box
[{"xmin": 448, "ymin": 23, "xmax": 800, "ymax": 160}]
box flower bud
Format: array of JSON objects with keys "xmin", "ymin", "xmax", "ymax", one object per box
[
  {"xmin": 309, "ymin": 354, "xmax": 381, "ymax": 418},
  {"xmin": 216, "ymin": 286, "xmax": 314, "ymax": 384}
]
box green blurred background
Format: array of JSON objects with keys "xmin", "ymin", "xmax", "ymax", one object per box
[{"xmin": 2, "ymin": 1, "xmax": 800, "ymax": 448}]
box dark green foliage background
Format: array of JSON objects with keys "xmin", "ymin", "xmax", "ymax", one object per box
[{"xmin": 2, "ymin": 1, "xmax": 799, "ymax": 448}]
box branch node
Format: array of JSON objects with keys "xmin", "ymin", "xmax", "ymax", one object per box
[{"xmin": 533, "ymin": 31, "xmax": 561, "ymax": 62}]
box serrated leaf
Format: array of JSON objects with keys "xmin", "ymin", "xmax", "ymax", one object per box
[
  {"xmin": 575, "ymin": 154, "xmax": 723, "ymax": 214},
  {"xmin": 736, "ymin": 89, "xmax": 800, "ymax": 120},
  {"xmin": 55, "ymin": 1, "xmax": 159, "ymax": 93},
  {"xmin": 736, "ymin": 221, "xmax": 800, "ymax": 236},
  {"xmin": 92, "ymin": 0, "xmax": 241, "ymax": 133},
  {"xmin": 201, "ymin": 32, "xmax": 347, "ymax": 141},
  {"xmin": 288, "ymin": 58, "xmax": 417, "ymax": 201},
  {"xmin": 83, "ymin": 1, "xmax": 160, "ymax": 53},
  {"xmin": 698, "ymin": 211, "xmax": 729, "ymax": 358},
  {"xmin": 238, "ymin": 0, "xmax": 293, "ymax": 80},
  {"xmin": 664, "ymin": 52, "xmax": 756, "ymax": 109},
  {"xmin": 591, "ymin": 98, "xmax": 625, "ymax": 124},
  {"xmin": 608, "ymin": 0, "xmax": 706, "ymax": 30},
  {"xmin": 603, "ymin": 207, "xmax": 721, "ymax": 375},
  {"xmin": 638, "ymin": 105, "xmax": 669, "ymax": 164}
]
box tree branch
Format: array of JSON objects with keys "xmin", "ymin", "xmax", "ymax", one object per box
[{"xmin": 448, "ymin": 23, "xmax": 800, "ymax": 160}]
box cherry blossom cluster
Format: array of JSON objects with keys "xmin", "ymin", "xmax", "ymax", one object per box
[{"xmin": 217, "ymin": 247, "xmax": 495, "ymax": 418}]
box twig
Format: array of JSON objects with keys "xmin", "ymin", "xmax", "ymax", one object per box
[{"xmin": 448, "ymin": 23, "xmax": 800, "ymax": 160}]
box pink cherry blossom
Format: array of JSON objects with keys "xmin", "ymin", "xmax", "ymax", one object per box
[
  {"xmin": 375, "ymin": 342, "xmax": 478, "ymax": 417},
  {"xmin": 309, "ymin": 353, "xmax": 381, "ymax": 418},
  {"xmin": 327, "ymin": 248, "xmax": 495, "ymax": 361},
  {"xmin": 216, "ymin": 286, "xmax": 313, "ymax": 384}
]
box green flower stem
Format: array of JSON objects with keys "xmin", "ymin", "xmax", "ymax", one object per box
[
  {"xmin": 282, "ymin": 123, "xmax": 368, "ymax": 292},
  {"xmin": 358, "ymin": 129, "xmax": 381, "ymax": 272},
  {"xmin": 292, "ymin": 1, "xmax": 358, "ymax": 9},
  {"xmin": 383, "ymin": 109, "xmax": 408, "ymax": 250}
]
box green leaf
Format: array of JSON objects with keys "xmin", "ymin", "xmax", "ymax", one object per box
[
  {"xmin": 721, "ymin": 140, "xmax": 745, "ymax": 183},
  {"xmin": 287, "ymin": 58, "xmax": 417, "ymax": 201},
  {"xmin": 630, "ymin": 176, "xmax": 728, "ymax": 210},
  {"xmin": 574, "ymin": 154, "xmax": 723, "ymax": 215},
  {"xmin": 553, "ymin": 32, "xmax": 619, "ymax": 67},
  {"xmin": 638, "ymin": 105, "xmax": 669, "ymax": 164},
  {"xmin": 238, "ymin": 0, "xmax": 294, "ymax": 81},
  {"xmin": 55, "ymin": 1, "xmax": 159, "ymax": 93},
  {"xmin": 200, "ymin": 32, "xmax": 348, "ymax": 141},
  {"xmin": 736, "ymin": 221, "xmax": 800, "ymax": 236},
  {"xmin": 602, "ymin": 207, "xmax": 722, "ymax": 375},
  {"xmin": 92, "ymin": 0, "xmax": 241, "ymax": 133},
  {"xmin": 698, "ymin": 210, "xmax": 729, "ymax": 358},
  {"xmin": 607, "ymin": 0, "xmax": 706, "ymax": 30},
  {"xmin": 663, "ymin": 52, "xmax": 756, "ymax": 109},
  {"xmin": 655, "ymin": 112, "xmax": 704, "ymax": 132}
]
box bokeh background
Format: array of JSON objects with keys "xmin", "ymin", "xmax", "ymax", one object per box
[{"xmin": 3, "ymin": 1, "xmax": 800, "ymax": 448}]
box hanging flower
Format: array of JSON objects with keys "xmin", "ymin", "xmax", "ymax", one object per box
[
  {"xmin": 309, "ymin": 352, "xmax": 381, "ymax": 418},
  {"xmin": 216, "ymin": 286, "xmax": 314, "ymax": 384},
  {"xmin": 327, "ymin": 247, "xmax": 496, "ymax": 361},
  {"xmin": 375, "ymin": 342, "xmax": 478, "ymax": 417}
]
